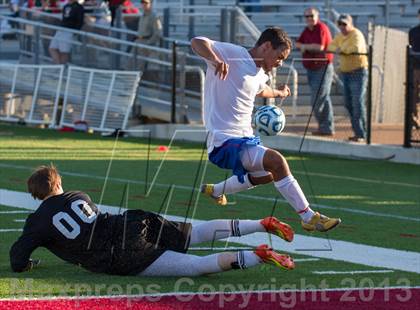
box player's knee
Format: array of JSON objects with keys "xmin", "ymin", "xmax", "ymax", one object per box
[
  {"xmin": 263, "ymin": 149, "xmax": 289, "ymax": 175},
  {"xmin": 249, "ymin": 173, "xmax": 273, "ymax": 185}
]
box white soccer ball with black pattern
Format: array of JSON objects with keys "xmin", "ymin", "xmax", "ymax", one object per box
[{"xmin": 253, "ymin": 105, "xmax": 286, "ymax": 136}]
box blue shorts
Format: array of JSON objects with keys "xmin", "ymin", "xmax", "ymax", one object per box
[{"xmin": 208, "ymin": 136, "xmax": 261, "ymax": 183}]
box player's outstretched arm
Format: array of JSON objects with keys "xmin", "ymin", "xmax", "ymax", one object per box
[
  {"xmin": 257, "ymin": 84, "xmax": 291, "ymax": 99},
  {"xmin": 10, "ymin": 234, "xmax": 42, "ymax": 272},
  {"xmin": 191, "ymin": 37, "xmax": 229, "ymax": 80}
]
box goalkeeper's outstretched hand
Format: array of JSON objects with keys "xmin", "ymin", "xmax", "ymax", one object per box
[{"xmin": 23, "ymin": 259, "xmax": 41, "ymax": 272}]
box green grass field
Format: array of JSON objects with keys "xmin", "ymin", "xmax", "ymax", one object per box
[{"xmin": 0, "ymin": 123, "xmax": 419, "ymax": 298}]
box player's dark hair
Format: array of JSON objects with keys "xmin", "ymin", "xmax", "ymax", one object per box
[
  {"xmin": 27, "ymin": 164, "xmax": 61, "ymax": 200},
  {"xmin": 255, "ymin": 27, "xmax": 292, "ymax": 50}
]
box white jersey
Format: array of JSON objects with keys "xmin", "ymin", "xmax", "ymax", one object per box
[{"xmin": 196, "ymin": 37, "xmax": 268, "ymax": 152}]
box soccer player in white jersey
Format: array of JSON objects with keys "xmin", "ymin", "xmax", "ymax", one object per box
[{"xmin": 191, "ymin": 27, "xmax": 341, "ymax": 232}]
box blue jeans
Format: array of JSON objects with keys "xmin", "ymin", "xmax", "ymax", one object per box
[
  {"xmin": 307, "ymin": 63, "xmax": 335, "ymax": 134},
  {"xmin": 341, "ymin": 68, "xmax": 368, "ymax": 139}
]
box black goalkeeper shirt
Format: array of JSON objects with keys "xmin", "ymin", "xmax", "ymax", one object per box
[{"xmin": 10, "ymin": 191, "xmax": 117, "ymax": 273}]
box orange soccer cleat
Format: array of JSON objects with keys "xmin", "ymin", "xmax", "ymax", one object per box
[
  {"xmin": 255, "ymin": 244, "xmax": 295, "ymax": 270},
  {"xmin": 260, "ymin": 216, "xmax": 294, "ymax": 242}
]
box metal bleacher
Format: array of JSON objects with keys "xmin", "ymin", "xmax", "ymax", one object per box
[{"xmin": 0, "ymin": 63, "xmax": 140, "ymax": 131}]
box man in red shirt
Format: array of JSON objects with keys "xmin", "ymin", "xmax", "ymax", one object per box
[{"xmin": 296, "ymin": 7, "xmax": 335, "ymax": 136}]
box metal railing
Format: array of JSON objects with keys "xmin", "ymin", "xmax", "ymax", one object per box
[
  {"xmin": 60, "ymin": 66, "xmax": 141, "ymax": 131},
  {"xmin": 0, "ymin": 64, "xmax": 64, "ymax": 126},
  {"xmin": 0, "ymin": 63, "xmax": 141, "ymax": 131},
  {"xmin": 18, "ymin": 7, "xmax": 138, "ymax": 41},
  {"xmin": 1, "ymin": 5, "xmax": 302, "ymax": 123},
  {"xmin": 161, "ymin": 4, "xmax": 262, "ymax": 44},
  {"xmin": 0, "ymin": 13, "xmax": 206, "ymax": 124}
]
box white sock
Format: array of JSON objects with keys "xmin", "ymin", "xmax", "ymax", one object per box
[
  {"xmin": 236, "ymin": 251, "xmax": 262, "ymax": 269},
  {"xmin": 140, "ymin": 251, "xmax": 224, "ymax": 276},
  {"xmin": 190, "ymin": 219, "xmax": 266, "ymax": 244},
  {"xmin": 190, "ymin": 220, "xmax": 231, "ymax": 244},
  {"xmin": 197, "ymin": 253, "xmax": 224, "ymax": 274},
  {"xmin": 274, "ymin": 175, "xmax": 315, "ymax": 223},
  {"xmin": 213, "ymin": 174, "xmax": 254, "ymax": 197},
  {"xmin": 236, "ymin": 219, "xmax": 265, "ymax": 236}
]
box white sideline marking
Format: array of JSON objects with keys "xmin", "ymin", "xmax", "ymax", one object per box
[
  {"xmin": 0, "ymin": 211, "xmax": 30, "ymax": 214},
  {"xmin": 291, "ymin": 258, "xmax": 320, "ymax": 262},
  {"xmin": 1, "ymin": 286, "xmax": 419, "ymax": 301},
  {"xmin": 1, "ymin": 189, "xmax": 419, "ymax": 274},
  {"xmin": 299, "ymin": 171, "xmax": 420, "ymax": 189},
  {"xmin": 0, "ymin": 163, "xmax": 418, "ymax": 222},
  {"xmin": 0, "ymin": 229, "xmax": 23, "ymax": 232},
  {"xmin": 13, "ymin": 219, "xmax": 25, "ymax": 222},
  {"xmin": 313, "ymin": 270, "xmax": 395, "ymax": 275}
]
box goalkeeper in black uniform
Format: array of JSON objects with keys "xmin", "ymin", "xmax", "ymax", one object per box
[{"xmin": 10, "ymin": 165, "xmax": 296, "ymax": 276}]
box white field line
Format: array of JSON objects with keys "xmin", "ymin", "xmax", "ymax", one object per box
[
  {"xmin": 312, "ymin": 270, "xmax": 395, "ymax": 275},
  {"xmin": 299, "ymin": 171, "xmax": 420, "ymax": 189},
  {"xmin": 1, "ymin": 189, "xmax": 419, "ymax": 274},
  {"xmin": 1, "ymin": 286, "xmax": 419, "ymax": 301},
  {"xmin": 0, "ymin": 211, "xmax": 30, "ymax": 214},
  {"xmin": 293, "ymin": 258, "xmax": 320, "ymax": 262},
  {"xmin": 13, "ymin": 219, "xmax": 25, "ymax": 222},
  {"xmin": 0, "ymin": 163, "xmax": 418, "ymax": 222},
  {"xmin": 0, "ymin": 229, "xmax": 22, "ymax": 232}
]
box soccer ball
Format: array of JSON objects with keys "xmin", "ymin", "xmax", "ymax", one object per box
[{"xmin": 253, "ymin": 105, "xmax": 286, "ymax": 136}]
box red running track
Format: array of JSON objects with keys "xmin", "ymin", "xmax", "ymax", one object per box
[{"xmin": 0, "ymin": 288, "xmax": 419, "ymax": 309}]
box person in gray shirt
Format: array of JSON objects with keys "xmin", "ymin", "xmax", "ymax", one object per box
[
  {"xmin": 131, "ymin": 0, "xmax": 162, "ymax": 71},
  {"xmin": 136, "ymin": 0, "xmax": 162, "ymax": 46}
]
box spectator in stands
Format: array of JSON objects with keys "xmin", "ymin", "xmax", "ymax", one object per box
[
  {"xmin": 57, "ymin": 0, "xmax": 68, "ymax": 10},
  {"xmin": 107, "ymin": 0, "xmax": 139, "ymax": 27},
  {"xmin": 409, "ymin": 8, "xmax": 420, "ymax": 52},
  {"xmin": 9, "ymin": 0, "xmax": 24, "ymax": 18},
  {"xmin": 8, "ymin": 0, "xmax": 24, "ymax": 29},
  {"xmin": 121, "ymin": 0, "xmax": 139, "ymax": 34},
  {"xmin": 296, "ymin": 7, "xmax": 335, "ymax": 136},
  {"xmin": 48, "ymin": 0, "xmax": 84, "ymax": 64},
  {"xmin": 122, "ymin": 0, "xmax": 139, "ymax": 14},
  {"xmin": 327, "ymin": 14, "xmax": 368, "ymax": 142},
  {"xmin": 108, "ymin": 0, "xmax": 124, "ymax": 27},
  {"xmin": 27, "ymin": 0, "xmax": 47, "ymax": 9},
  {"xmin": 41, "ymin": 0, "xmax": 61, "ymax": 13},
  {"xmin": 130, "ymin": 0, "xmax": 162, "ymax": 71},
  {"xmin": 136, "ymin": 0, "xmax": 162, "ymax": 47}
]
